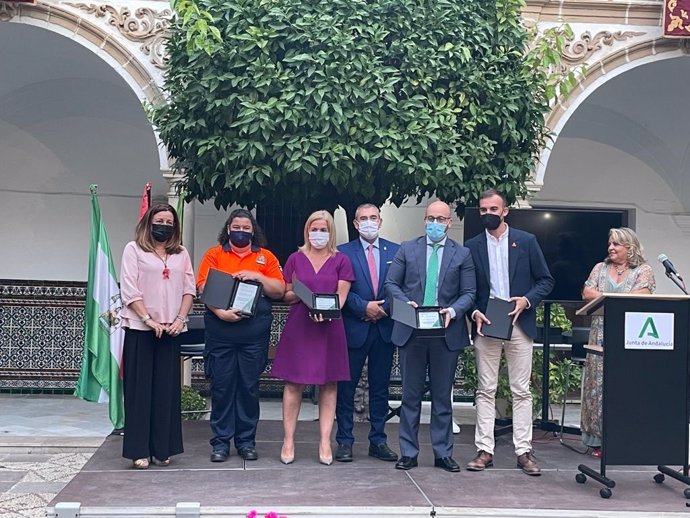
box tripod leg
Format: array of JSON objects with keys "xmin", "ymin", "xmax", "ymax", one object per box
[{"xmin": 559, "ymin": 361, "xmax": 588, "ymax": 454}]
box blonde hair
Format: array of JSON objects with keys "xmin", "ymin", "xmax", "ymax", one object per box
[
  {"xmin": 606, "ymin": 227, "xmax": 646, "ymax": 268},
  {"xmin": 299, "ymin": 210, "xmax": 337, "ymax": 255}
]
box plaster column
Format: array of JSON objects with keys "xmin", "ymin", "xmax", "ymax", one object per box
[{"xmin": 163, "ymin": 169, "xmax": 196, "ymax": 386}]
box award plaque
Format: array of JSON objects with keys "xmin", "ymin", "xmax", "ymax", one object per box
[
  {"xmin": 229, "ymin": 279, "xmax": 262, "ymax": 316},
  {"xmin": 482, "ymin": 297, "xmax": 515, "ymax": 340},
  {"xmin": 200, "ymin": 268, "xmax": 263, "ymax": 316},
  {"xmin": 293, "ymin": 276, "xmax": 341, "ymax": 319},
  {"xmin": 417, "ymin": 308, "xmax": 444, "ymax": 330},
  {"xmin": 390, "ymin": 298, "xmax": 446, "ymax": 337}
]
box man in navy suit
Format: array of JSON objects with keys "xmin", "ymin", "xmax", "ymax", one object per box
[
  {"xmin": 384, "ymin": 200, "xmax": 476, "ymax": 472},
  {"xmin": 464, "ymin": 189, "xmax": 554, "ymax": 476},
  {"xmin": 335, "ymin": 203, "xmax": 400, "ymax": 463}
]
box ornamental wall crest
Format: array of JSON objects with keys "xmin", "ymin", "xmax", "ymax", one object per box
[
  {"xmin": 66, "ymin": 3, "xmax": 172, "ymax": 69},
  {"xmin": 664, "ymin": 0, "xmax": 690, "ymax": 38},
  {"xmin": 561, "ymin": 30, "xmax": 646, "ymax": 66}
]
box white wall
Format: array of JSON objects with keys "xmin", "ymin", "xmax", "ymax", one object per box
[
  {"xmin": 535, "ymin": 56, "xmax": 690, "ymax": 294},
  {"xmin": 0, "ymin": 24, "xmax": 161, "ymax": 281}
]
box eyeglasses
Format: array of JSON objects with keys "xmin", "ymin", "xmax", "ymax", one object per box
[{"xmin": 425, "ymin": 216, "xmax": 450, "ymax": 224}]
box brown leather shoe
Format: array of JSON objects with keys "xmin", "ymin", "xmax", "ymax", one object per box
[
  {"xmin": 466, "ymin": 450, "xmax": 493, "ymax": 471},
  {"xmin": 517, "ymin": 452, "xmax": 541, "ymax": 476}
]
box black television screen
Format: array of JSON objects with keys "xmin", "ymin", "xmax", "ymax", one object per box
[{"xmin": 463, "ymin": 207, "xmax": 630, "ymax": 302}]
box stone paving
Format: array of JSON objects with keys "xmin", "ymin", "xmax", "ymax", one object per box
[
  {"xmin": 0, "ymin": 395, "xmax": 111, "ymax": 518},
  {"xmin": 0, "ymin": 451, "xmax": 93, "ymax": 518}
]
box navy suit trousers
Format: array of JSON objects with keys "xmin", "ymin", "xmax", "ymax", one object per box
[{"xmin": 336, "ymin": 325, "xmax": 395, "ymax": 447}]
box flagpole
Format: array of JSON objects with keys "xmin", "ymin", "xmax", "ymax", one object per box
[{"xmin": 75, "ymin": 184, "xmax": 125, "ymax": 431}]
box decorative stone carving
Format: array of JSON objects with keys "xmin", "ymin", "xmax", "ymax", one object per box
[
  {"xmin": 67, "ymin": 3, "xmax": 172, "ymax": 69},
  {"xmin": 0, "ymin": 1, "xmax": 18, "ymax": 22},
  {"xmin": 562, "ymin": 30, "xmax": 646, "ymax": 66}
]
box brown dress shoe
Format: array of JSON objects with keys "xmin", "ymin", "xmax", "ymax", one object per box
[
  {"xmin": 466, "ymin": 450, "xmax": 493, "ymax": 471},
  {"xmin": 517, "ymin": 452, "xmax": 541, "ymax": 476}
]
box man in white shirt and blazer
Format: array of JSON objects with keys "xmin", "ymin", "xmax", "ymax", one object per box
[{"xmin": 464, "ymin": 189, "xmax": 554, "ymax": 476}]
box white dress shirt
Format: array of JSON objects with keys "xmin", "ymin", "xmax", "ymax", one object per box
[{"xmin": 486, "ymin": 225, "xmax": 510, "ymax": 300}]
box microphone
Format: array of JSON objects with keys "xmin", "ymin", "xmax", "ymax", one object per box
[{"xmin": 658, "ymin": 254, "xmax": 682, "ymax": 279}]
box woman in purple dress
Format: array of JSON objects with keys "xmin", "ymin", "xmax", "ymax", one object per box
[{"xmin": 272, "ymin": 210, "xmax": 354, "ymax": 466}]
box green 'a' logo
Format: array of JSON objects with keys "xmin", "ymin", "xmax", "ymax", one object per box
[{"xmin": 638, "ymin": 317, "xmax": 659, "ymax": 339}]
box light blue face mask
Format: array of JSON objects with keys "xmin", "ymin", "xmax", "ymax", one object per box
[{"xmin": 425, "ymin": 222, "xmax": 447, "ymax": 242}]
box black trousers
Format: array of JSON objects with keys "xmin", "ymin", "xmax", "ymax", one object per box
[
  {"xmin": 122, "ymin": 329, "xmax": 183, "ymax": 461},
  {"xmin": 204, "ymin": 315, "xmax": 269, "ymax": 451}
]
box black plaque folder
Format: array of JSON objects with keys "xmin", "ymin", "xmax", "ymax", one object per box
[
  {"xmin": 482, "ymin": 297, "xmax": 515, "ymax": 340},
  {"xmin": 200, "ymin": 268, "xmax": 262, "ymax": 316},
  {"xmin": 390, "ymin": 298, "xmax": 445, "ymax": 337},
  {"xmin": 292, "ymin": 276, "xmax": 341, "ymax": 319}
]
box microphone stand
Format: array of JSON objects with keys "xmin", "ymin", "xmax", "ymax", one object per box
[{"xmin": 666, "ymin": 271, "xmax": 688, "ymax": 295}]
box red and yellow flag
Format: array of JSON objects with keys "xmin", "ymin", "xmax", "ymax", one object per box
[{"xmin": 138, "ymin": 182, "xmax": 151, "ymax": 221}]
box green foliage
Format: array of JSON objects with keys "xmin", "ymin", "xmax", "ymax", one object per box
[
  {"xmin": 535, "ymin": 303, "xmax": 573, "ymax": 333},
  {"xmin": 170, "ymin": 0, "xmax": 223, "ymax": 55},
  {"xmin": 150, "ymin": 0, "xmax": 564, "ymax": 212},
  {"xmin": 524, "ymin": 24, "xmax": 581, "ymax": 102},
  {"xmin": 181, "ymin": 385, "xmax": 208, "ymax": 420},
  {"xmin": 461, "ymin": 346, "xmax": 581, "ymax": 418}
]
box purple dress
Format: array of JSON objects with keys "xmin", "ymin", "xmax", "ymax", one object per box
[{"xmin": 271, "ymin": 251, "xmax": 355, "ymax": 385}]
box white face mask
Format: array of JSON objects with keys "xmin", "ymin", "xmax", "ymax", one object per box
[
  {"xmin": 357, "ymin": 220, "xmax": 380, "ymax": 241},
  {"xmin": 309, "ymin": 231, "xmax": 330, "ymax": 249}
]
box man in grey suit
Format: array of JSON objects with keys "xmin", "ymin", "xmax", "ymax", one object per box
[{"xmin": 384, "ymin": 200, "xmax": 476, "ymax": 471}]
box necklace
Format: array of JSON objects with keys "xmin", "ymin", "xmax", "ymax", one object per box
[
  {"xmin": 613, "ymin": 264, "xmax": 628, "ymax": 276},
  {"xmin": 153, "ymin": 249, "xmax": 170, "ymax": 280}
]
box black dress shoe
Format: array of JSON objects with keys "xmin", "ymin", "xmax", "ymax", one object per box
[
  {"xmin": 210, "ymin": 449, "xmax": 229, "ymax": 462},
  {"xmin": 395, "ymin": 456, "xmax": 418, "ymax": 470},
  {"xmin": 369, "ymin": 443, "xmax": 398, "ymax": 462},
  {"xmin": 335, "ymin": 444, "xmax": 353, "ymax": 463},
  {"xmin": 434, "ymin": 456, "xmax": 460, "ymax": 472},
  {"xmin": 238, "ymin": 446, "xmax": 258, "ymax": 461}
]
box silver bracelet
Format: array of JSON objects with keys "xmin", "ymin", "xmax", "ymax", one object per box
[
  {"xmin": 175, "ymin": 315, "xmax": 188, "ymax": 323},
  {"xmin": 141, "ymin": 314, "xmax": 152, "ymax": 323}
]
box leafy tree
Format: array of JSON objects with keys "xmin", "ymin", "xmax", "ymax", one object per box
[{"xmin": 151, "ymin": 0, "xmax": 571, "ymax": 244}]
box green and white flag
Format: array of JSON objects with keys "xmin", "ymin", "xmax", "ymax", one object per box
[{"xmin": 75, "ymin": 185, "xmax": 125, "ymax": 429}]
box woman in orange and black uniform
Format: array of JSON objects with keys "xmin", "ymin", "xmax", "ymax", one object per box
[{"xmin": 197, "ymin": 209, "xmax": 285, "ymax": 463}]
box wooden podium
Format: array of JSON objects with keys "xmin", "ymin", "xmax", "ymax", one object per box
[{"xmin": 576, "ymin": 293, "xmax": 690, "ymax": 499}]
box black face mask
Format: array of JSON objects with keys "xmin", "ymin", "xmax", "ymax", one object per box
[
  {"xmin": 229, "ymin": 230, "xmax": 252, "ymax": 248},
  {"xmin": 151, "ymin": 224, "xmax": 174, "ymax": 242},
  {"xmin": 480, "ymin": 214, "xmax": 502, "ymax": 231}
]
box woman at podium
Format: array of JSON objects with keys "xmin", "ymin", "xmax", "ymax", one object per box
[{"xmin": 580, "ymin": 227, "xmax": 655, "ymax": 455}]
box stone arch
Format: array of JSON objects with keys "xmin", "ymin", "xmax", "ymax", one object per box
[
  {"xmin": 1, "ymin": 0, "xmax": 170, "ymax": 170},
  {"xmin": 534, "ymin": 37, "xmax": 690, "ymax": 188}
]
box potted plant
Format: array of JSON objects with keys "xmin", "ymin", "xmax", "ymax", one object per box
[
  {"xmin": 181, "ymin": 384, "xmax": 208, "ymax": 420},
  {"xmin": 535, "ymin": 303, "xmax": 573, "ymax": 343},
  {"xmin": 461, "ymin": 347, "xmax": 582, "ymax": 420}
]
